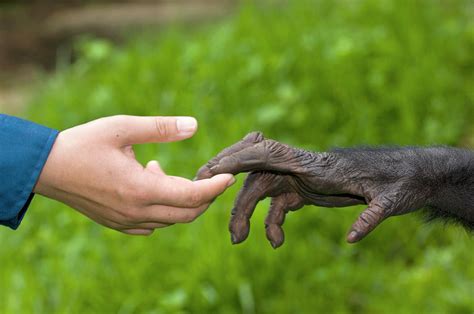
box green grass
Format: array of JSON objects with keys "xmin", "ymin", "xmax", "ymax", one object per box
[{"xmin": 1, "ymin": 0, "xmax": 473, "ymax": 313}]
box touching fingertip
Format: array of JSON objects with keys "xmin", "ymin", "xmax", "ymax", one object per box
[
  {"xmin": 195, "ymin": 165, "xmax": 212, "ymax": 180},
  {"xmin": 212, "ymin": 173, "xmax": 235, "ymax": 186},
  {"xmin": 226, "ymin": 176, "xmax": 236, "ymax": 187}
]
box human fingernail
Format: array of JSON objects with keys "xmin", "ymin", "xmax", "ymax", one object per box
[
  {"xmin": 146, "ymin": 160, "xmax": 163, "ymax": 174},
  {"xmin": 227, "ymin": 176, "xmax": 236, "ymax": 187},
  {"xmin": 146, "ymin": 160, "xmax": 158, "ymax": 167},
  {"xmin": 176, "ymin": 117, "xmax": 197, "ymax": 134}
]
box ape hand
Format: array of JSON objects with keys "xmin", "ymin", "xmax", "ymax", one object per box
[{"xmin": 196, "ymin": 132, "xmax": 473, "ymax": 247}]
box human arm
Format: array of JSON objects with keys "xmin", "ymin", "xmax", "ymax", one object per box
[
  {"xmin": 197, "ymin": 132, "xmax": 474, "ymax": 247},
  {"xmin": 2, "ymin": 114, "xmax": 235, "ymax": 234}
]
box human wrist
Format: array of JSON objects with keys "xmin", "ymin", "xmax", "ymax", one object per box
[{"xmin": 33, "ymin": 131, "xmax": 65, "ymax": 197}]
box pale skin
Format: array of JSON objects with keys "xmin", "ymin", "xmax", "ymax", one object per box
[{"xmin": 33, "ymin": 115, "xmax": 235, "ymax": 236}]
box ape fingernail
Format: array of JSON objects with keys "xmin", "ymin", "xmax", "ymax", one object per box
[
  {"xmin": 347, "ymin": 231, "xmax": 358, "ymax": 243},
  {"xmin": 230, "ymin": 233, "xmax": 238, "ymax": 244}
]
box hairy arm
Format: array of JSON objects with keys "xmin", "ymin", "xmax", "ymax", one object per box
[
  {"xmin": 197, "ymin": 132, "xmax": 474, "ymax": 247},
  {"xmin": 330, "ymin": 147, "xmax": 474, "ymax": 228}
]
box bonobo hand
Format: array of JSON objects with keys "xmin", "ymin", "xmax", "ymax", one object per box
[{"xmin": 197, "ymin": 132, "xmax": 474, "ymax": 248}]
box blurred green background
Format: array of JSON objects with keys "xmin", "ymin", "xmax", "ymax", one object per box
[{"xmin": 1, "ymin": 0, "xmax": 473, "ymax": 313}]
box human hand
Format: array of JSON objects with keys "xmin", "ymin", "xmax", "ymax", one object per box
[
  {"xmin": 34, "ymin": 115, "xmax": 235, "ymax": 235},
  {"xmin": 197, "ymin": 132, "xmax": 436, "ymax": 247}
]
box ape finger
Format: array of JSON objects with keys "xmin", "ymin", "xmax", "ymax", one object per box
[
  {"xmin": 346, "ymin": 198, "xmax": 389, "ymax": 243},
  {"xmin": 207, "ymin": 137, "xmax": 320, "ymax": 177},
  {"xmin": 208, "ymin": 142, "xmax": 276, "ymax": 176},
  {"xmin": 265, "ymin": 193, "xmax": 304, "ymax": 249},
  {"xmin": 229, "ymin": 172, "xmax": 287, "ymax": 244},
  {"xmin": 196, "ymin": 132, "xmax": 264, "ymax": 180}
]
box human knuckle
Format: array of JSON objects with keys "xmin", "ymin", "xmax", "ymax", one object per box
[
  {"xmin": 112, "ymin": 114, "xmax": 128, "ymax": 120},
  {"xmin": 115, "ymin": 184, "xmax": 130, "ymax": 203},
  {"xmin": 129, "ymin": 187, "xmax": 150, "ymax": 204},
  {"xmin": 117, "ymin": 179, "xmax": 149, "ymax": 204},
  {"xmin": 155, "ymin": 118, "xmax": 171, "ymax": 138},
  {"xmin": 117, "ymin": 206, "xmax": 142, "ymax": 223},
  {"xmin": 107, "ymin": 115, "xmax": 128, "ymax": 126},
  {"xmin": 107, "ymin": 115, "xmax": 129, "ymax": 131}
]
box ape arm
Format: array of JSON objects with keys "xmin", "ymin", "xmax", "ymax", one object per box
[
  {"xmin": 331, "ymin": 146, "xmax": 474, "ymax": 228},
  {"xmin": 197, "ymin": 132, "xmax": 474, "ymax": 248}
]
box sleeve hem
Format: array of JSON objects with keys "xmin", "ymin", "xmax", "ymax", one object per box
[{"xmin": 5, "ymin": 129, "xmax": 59, "ymax": 229}]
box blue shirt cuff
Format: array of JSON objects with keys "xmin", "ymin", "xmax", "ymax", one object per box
[{"xmin": 0, "ymin": 114, "xmax": 59, "ymax": 229}]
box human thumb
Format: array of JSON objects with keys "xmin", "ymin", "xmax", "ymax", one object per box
[{"xmin": 109, "ymin": 115, "xmax": 198, "ymax": 145}]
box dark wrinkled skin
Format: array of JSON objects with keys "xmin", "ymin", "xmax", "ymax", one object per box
[{"xmin": 196, "ymin": 132, "xmax": 474, "ymax": 248}]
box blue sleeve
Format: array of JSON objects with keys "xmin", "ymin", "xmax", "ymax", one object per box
[{"xmin": 0, "ymin": 114, "xmax": 58, "ymax": 229}]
